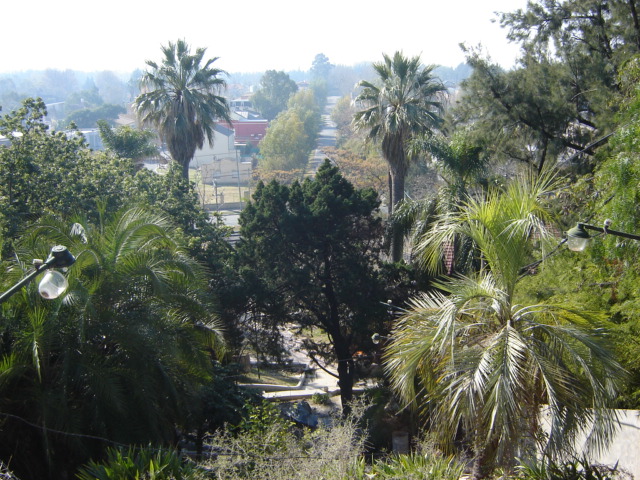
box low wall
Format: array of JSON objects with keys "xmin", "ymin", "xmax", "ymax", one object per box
[{"xmin": 588, "ymin": 409, "xmax": 640, "ymax": 477}]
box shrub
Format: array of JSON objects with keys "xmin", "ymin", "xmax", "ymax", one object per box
[
  {"xmin": 361, "ymin": 453, "xmax": 465, "ymax": 480},
  {"xmin": 76, "ymin": 446, "xmax": 204, "ymax": 480},
  {"xmin": 202, "ymin": 399, "xmax": 369, "ymax": 479},
  {"xmin": 310, "ymin": 392, "xmax": 331, "ymax": 405},
  {"xmin": 515, "ymin": 458, "xmax": 632, "ymax": 480}
]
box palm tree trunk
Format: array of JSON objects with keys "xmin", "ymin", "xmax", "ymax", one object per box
[
  {"xmin": 390, "ymin": 166, "xmax": 406, "ymax": 262},
  {"xmin": 181, "ymin": 160, "xmax": 190, "ymax": 180},
  {"xmin": 471, "ymin": 434, "xmax": 499, "ymax": 480}
]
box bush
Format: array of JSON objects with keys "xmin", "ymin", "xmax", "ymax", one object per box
[
  {"xmin": 310, "ymin": 392, "xmax": 331, "ymax": 405},
  {"xmin": 353, "ymin": 453, "xmax": 464, "ymax": 480},
  {"xmin": 76, "ymin": 446, "xmax": 204, "ymax": 480},
  {"xmin": 202, "ymin": 399, "xmax": 369, "ymax": 479},
  {"xmin": 515, "ymin": 458, "xmax": 632, "ymax": 480}
]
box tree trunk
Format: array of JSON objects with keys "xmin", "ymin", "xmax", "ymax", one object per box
[
  {"xmin": 471, "ymin": 435, "xmax": 499, "ymax": 480},
  {"xmin": 332, "ymin": 332, "xmax": 354, "ymax": 416},
  {"xmin": 181, "ymin": 160, "xmax": 190, "ymax": 180},
  {"xmin": 629, "ymin": 0, "xmax": 640, "ymax": 51},
  {"xmin": 389, "ymin": 166, "xmax": 406, "ymax": 263}
]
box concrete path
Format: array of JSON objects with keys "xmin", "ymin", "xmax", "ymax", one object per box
[{"xmin": 237, "ymin": 325, "xmax": 344, "ymax": 409}]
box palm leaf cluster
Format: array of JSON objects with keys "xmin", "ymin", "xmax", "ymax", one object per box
[
  {"xmin": 384, "ymin": 171, "xmax": 624, "ymax": 478},
  {"xmin": 0, "ymin": 207, "xmax": 223, "ymax": 477}
]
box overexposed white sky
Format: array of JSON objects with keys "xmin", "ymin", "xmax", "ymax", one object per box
[{"xmin": 3, "ymin": 0, "xmax": 529, "ymax": 74}]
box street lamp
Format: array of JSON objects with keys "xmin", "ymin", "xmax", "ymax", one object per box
[
  {"xmin": 565, "ymin": 220, "xmax": 640, "ymax": 252},
  {"xmin": 0, "ymin": 245, "xmax": 75, "ymax": 304},
  {"xmin": 371, "ymin": 333, "xmax": 390, "ymax": 345}
]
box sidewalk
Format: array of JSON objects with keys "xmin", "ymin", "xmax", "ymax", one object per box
[{"xmin": 241, "ymin": 326, "xmax": 342, "ymax": 408}]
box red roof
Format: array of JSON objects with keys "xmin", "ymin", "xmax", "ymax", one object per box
[{"xmin": 222, "ymin": 120, "xmax": 268, "ymax": 147}]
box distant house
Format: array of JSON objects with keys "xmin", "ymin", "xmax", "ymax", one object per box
[
  {"xmin": 113, "ymin": 105, "xmax": 261, "ymax": 181},
  {"xmin": 77, "ymin": 129, "xmax": 104, "ymax": 150},
  {"xmin": 229, "ymin": 97, "xmax": 253, "ymax": 111},
  {"xmin": 191, "ymin": 123, "xmax": 236, "ymax": 168},
  {"xmin": 200, "ymin": 155, "xmax": 252, "ymax": 185}
]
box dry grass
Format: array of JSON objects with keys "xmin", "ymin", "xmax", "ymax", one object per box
[{"xmin": 237, "ymin": 365, "xmax": 302, "ymax": 387}]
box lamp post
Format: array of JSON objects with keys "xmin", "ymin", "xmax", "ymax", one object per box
[
  {"xmin": 565, "ymin": 220, "xmax": 640, "ymax": 252},
  {"xmin": 0, "ymin": 245, "xmax": 75, "ymax": 304}
]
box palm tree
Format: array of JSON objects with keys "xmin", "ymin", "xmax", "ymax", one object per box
[
  {"xmin": 353, "ymin": 51, "xmax": 447, "ymax": 261},
  {"xmin": 134, "ymin": 39, "xmax": 232, "ymax": 179},
  {"xmin": 383, "ymin": 171, "xmax": 624, "ymax": 479},
  {"xmin": 0, "ymin": 206, "xmax": 223, "ymax": 478},
  {"xmin": 393, "ymin": 130, "xmax": 489, "ymax": 272}
]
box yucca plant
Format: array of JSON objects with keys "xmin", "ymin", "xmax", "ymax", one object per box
[
  {"xmin": 515, "ymin": 457, "xmax": 631, "ymax": 480},
  {"xmin": 368, "ymin": 453, "xmax": 465, "ymax": 480},
  {"xmin": 76, "ymin": 446, "xmax": 203, "ymax": 480}
]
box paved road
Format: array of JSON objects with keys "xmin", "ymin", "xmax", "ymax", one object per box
[{"xmin": 307, "ymin": 96, "xmax": 339, "ymax": 175}]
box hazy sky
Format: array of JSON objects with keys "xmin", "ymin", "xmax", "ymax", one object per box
[{"xmin": 4, "ymin": 0, "xmax": 529, "ymax": 75}]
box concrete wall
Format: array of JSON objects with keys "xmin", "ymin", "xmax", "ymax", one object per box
[{"xmin": 588, "ymin": 409, "xmax": 640, "ymax": 477}]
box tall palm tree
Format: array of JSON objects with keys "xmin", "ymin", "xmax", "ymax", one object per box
[
  {"xmin": 134, "ymin": 39, "xmax": 232, "ymax": 179},
  {"xmin": 353, "ymin": 51, "xmax": 447, "ymax": 261},
  {"xmin": 0, "ymin": 206, "xmax": 223, "ymax": 478},
  {"xmin": 383, "ymin": 171, "xmax": 624, "ymax": 479}
]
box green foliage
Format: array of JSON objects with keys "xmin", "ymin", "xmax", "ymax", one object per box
[
  {"xmin": 63, "ymin": 103, "xmax": 126, "ymax": 128},
  {"xmin": 454, "ymin": 53, "xmax": 588, "ymax": 173},
  {"xmin": 251, "ymin": 70, "xmax": 298, "ymax": 120},
  {"xmin": 454, "ymin": 0, "xmax": 640, "ymax": 176},
  {"xmin": 258, "ymin": 109, "xmax": 310, "ymax": 171},
  {"xmin": 0, "ymin": 206, "xmax": 223, "ymax": 478},
  {"xmin": 134, "ymin": 39, "xmax": 232, "ymax": 179},
  {"xmin": 310, "ymin": 53, "xmax": 333, "ymax": 81},
  {"xmin": 0, "ymin": 98, "xmax": 137, "ymax": 248},
  {"xmin": 386, "ymin": 171, "xmax": 624, "ymax": 478},
  {"xmin": 515, "ymin": 458, "xmax": 630, "ymax": 480},
  {"xmin": 203, "ymin": 399, "xmax": 368, "ymax": 479},
  {"xmin": 516, "ymin": 55, "xmax": 640, "ymax": 409},
  {"xmin": 330, "ymin": 95, "xmax": 356, "ymax": 144},
  {"xmin": 287, "ymin": 89, "xmax": 322, "ymax": 150},
  {"xmin": 310, "ymin": 392, "xmax": 331, "ymax": 405},
  {"xmin": 359, "ymin": 453, "xmax": 465, "ymax": 480},
  {"xmin": 65, "ymin": 86, "xmax": 104, "ymax": 111},
  {"xmin": 236, "ymin": 161, "xmax": 390, "ymax": 409},
  {"xmin": 258, "ymin": 88, "xmax": 322, "ymax": 172},
  {"xmin": 195, "ymin": 363, "xmax": 261, "ymax": 434},
  {"xmin": 354, "ymin": 51, "xmax": 447, "ymax": 261},
  {"xmin": 97, "ymin": 120, "xmax": 158, "ymax": 160},
  {"xmin": 234, "ymin": 401, "xmax": 295, "ymax": 454},
  {"xmin": 76, "ymin": 446, "xmax": 203, "ymax": 480}
]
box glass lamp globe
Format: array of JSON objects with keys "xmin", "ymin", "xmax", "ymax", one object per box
[
  {"xmin": 38, "ymin": 270, "xmax": 68, "ymax": 299},
  {"xmin": 566, "ymin": 225, "xmax": 591, "ymax": 252},
  {"xmin": 566, "ymin": 235, "xmax": 590, "ymax": 252}
]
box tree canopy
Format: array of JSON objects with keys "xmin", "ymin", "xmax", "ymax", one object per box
[
  {"xmin": 0, "ymin": 206, "xmax": 223, "ymax": 478},
  {"xmin": 251, "ymin": 70, "xmax": 299, "ymax": 121},
  {"xmin": 236, "ymin": 161, "xmax": 391, "ymax": 411}
]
